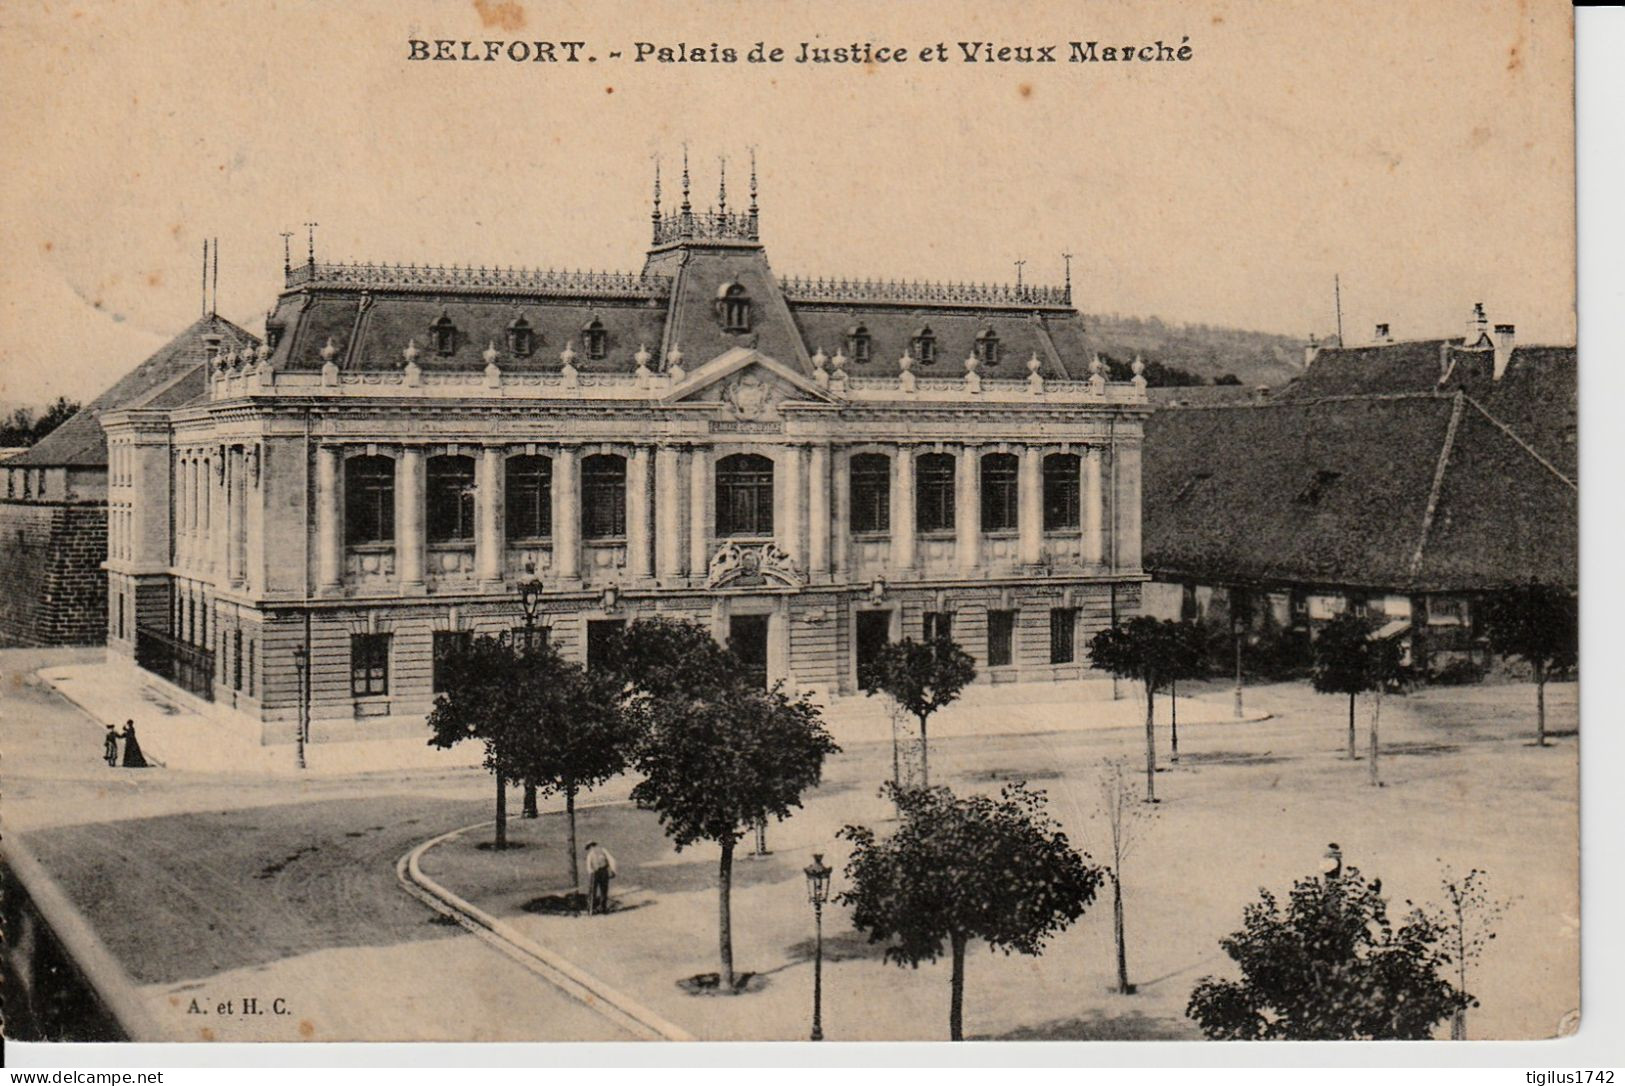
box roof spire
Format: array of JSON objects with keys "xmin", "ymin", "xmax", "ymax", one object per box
[
  {"xmin": 748, "ymin": 146, "xmax": 759, "ymax": 239},
  {"xmin": 201, "ymin": 238, "xmax": 209, "ymax": 318},
  {"xmin": 280, "ymin": 230, "xmax": 294, "ymax": 279},
  {"xmin": 651, "ymin": 155, "xmax": 662, "ymax": 243},
  {"xmin": 211, "ymin": 236, "xmax": 219, "ymax": 317},
  {"xmin": 680, "ymin": 144, "xmax": 691, "ymax": 213},
  {"xmin": 304, "ymin": 221, "xmax": 318, "ymax": 271},
  {"xmin": 717, "ymin": 154, "xmax": 727, "ymax": 215},
  {"xmin": 1062, "ymin": 251, "xmax": 1073, "ymax": 304}
]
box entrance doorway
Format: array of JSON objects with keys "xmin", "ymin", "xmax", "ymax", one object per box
[
  {"xmin": 855, "ymin": 609, "xmax": 894, "ymax": 689},
  {"xmin": 728, "ymin": 613, "xmax": 770, "ymax": 689}
]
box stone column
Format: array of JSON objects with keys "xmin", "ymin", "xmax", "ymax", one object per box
[
  {"xmin": 396, "ymin": 446, "xmax": 426, "ymax": 591},
  {"xmin": 778, "ymin": 444, "xmax": 804, "ymax": 563},
  {"xmin": 956, "ymin": 444, "xmax": 981, "ymax": 573},
  {"xmin": 316, "ymin": 446, "xmax": 343, "ymax": 593},
  {"xmin": 1115, "ymin": 440, "xmax": 1142, "ymax": 572},
  {"xmin": 1019, "ymin": 445, "xmax": 1043, "ymax": 566},
  {"xmin": 1083, "ymin": 445, "xmax": 1104, "ymax": 566},
  {"xmin": 553, "ymin": 446, "xmax": 580, "ymax": 580},
  {"xmin": 477, "ymin": 446, "xmax": 505, "ymax": 586},
  {"xmin": 627, "ymin": 445, "xmax": 652, "ymax": 579},
  {"xmin": 655, "ymin": 444, "xmax": 684, "ymax": 578},
  {"xmin": 807, "ymin": 443, "xmax": 830, "ymax": 577},
  {"xmin": 688, "ymin": 445, "xmax": 711, "ymax": 577},
  {"xmin": 830, "ymin": 448, "xmax": 849, "ymax": 577},
  {"xmin": 892, "ymin": 444, "xmax": 916, "ymax": 571}
]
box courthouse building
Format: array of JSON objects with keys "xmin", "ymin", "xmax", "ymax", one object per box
[{"xmin": 103, "ymin": 167, "xmax": 1150, "ymax": 743}]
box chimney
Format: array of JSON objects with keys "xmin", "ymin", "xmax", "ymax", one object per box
[
  {"xmin": 1304, "ymin": 333, "xmax": 1321, "ymax": 368},
  {"xmin": 1374, "ymin": 322, "xmax": 1391, "ymax": 343},
  {"xmin": 1466, "ymin": 302, "xmax": 1488, "ymax": 345},
  {"xmin": 1493, "ymin": 323, "xmax": 1516, "ymax": 380}
]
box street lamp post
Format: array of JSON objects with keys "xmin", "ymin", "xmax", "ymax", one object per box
[
  {"xmin": 804, "ymin": 852, "xmax": 833, "ymax": 1041},
  {"xmin": 515, "ymin": 561, "xmax": 545, "ymax": 819},
  {"xmin": 292, "ymin": 645, "xmax": 310, "ymax": 771}
]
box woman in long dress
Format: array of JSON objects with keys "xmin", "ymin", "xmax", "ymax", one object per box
[{"xmin": 120, "ymin": 719, "xmax": 149, "ymax": 768}]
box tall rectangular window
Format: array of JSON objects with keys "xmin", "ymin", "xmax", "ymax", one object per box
[
  {"xmin": 715, "ymin": 454, "xmax": 775, "ymax": 537},
  {"xmin": 581, "ymin": 455, "xmax": 627, "ymax": 539},
  {"xmin": 427, "ymin": 455, "xmax": 477, "ymax": 543},
  {"xmin": 923, "ymin": 611, "xmax": 953, "ymax": 643},
  {"xmin": 1050, "ymin": 608, "xmax": 1078, "ymax": 664},
  {"xmin": 351, "ymin": 633, "xmax": 390, "ymax": 697},
  {"xmin": 849, "ymin": 454, "xmax": 891, "ymax": 534},
  {"xmin": 505, "ymin": 456, "xmax": 552, "ymax": 540},
  {"xmin": 433, "ymin": 630, "xmax": 472, "ymax": 693},
  {"xmin": 987, "ymin": 609, "xmax": 1015, "ymax": 667},
  {"xmin": 915, "ymin": 453, "xmax": 956, "ymax": 534},
  {"xmin": 981, "ymin": 453, "xmax": 1019, "ymax": 532},
  {"xmin": 345, "ymin": 456, "xmax": 395, "ymax": 545},
  {"xmin": 232, "ymin": 629, "xmax": 243, "ymax": 691},
  {"xmin": 1043, "ymin": 454, "xmax": 1081, "ymax": 530}
]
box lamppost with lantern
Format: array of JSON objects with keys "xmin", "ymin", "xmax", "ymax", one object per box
[
  {"xmin": 291, "ymin": 644, "xmax": 310, "ymax": 771},
  {"xmin": 803, "ymin": 852, "xmax": 833, "ymax": 1041},
  {"xmin": 515, "ymin": 561, "xmax": 545, "ymax": 651}
]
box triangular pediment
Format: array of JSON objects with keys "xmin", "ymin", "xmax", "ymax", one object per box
[{"xmin": 664, "ymin": 347, "xmax": 837, "ymax": 409}]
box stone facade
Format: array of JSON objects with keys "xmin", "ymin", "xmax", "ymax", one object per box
[
  {"xmin": 0, "ymin": 489, "xmax": 108, "ymax": 646},
  {"xmin": 102, "ymin": 172, "xmax": 1150, "ymax": 744}
]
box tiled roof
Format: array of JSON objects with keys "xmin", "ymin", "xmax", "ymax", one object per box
[
  {"xmin": 1142, "ymin": 392, "xmax": 1577, "ymax": 593},
  {"xmin": 9, "ymin": 314, "xmax": 257, "ymax": 468}
]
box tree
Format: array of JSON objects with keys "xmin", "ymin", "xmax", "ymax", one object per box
[
  {"xmin": 0, "ymin": 397, "xmax": 80, "ymax": 447},
  {"xmin": 1434, "ymin": 866, "xmax": 1506, "ymax": 1041},
  {"xmin": 1094, "ymin": 758, "xmax": 1159, "ymax": 994},
  {"xmin": 859, "ymin": 633, "xmax": 977, "ymax": 790},
  {"xmin": 839, "ymin": 783, "xmax": 1105, "ymax": 1040},
  {"xmin": 509, "ymin": 641, "xmax": 637, "ymax": 890},
  {"xmin": 618, "ymin": 618, "xmax": 839, "ymax": 991},
  {"xmin": 425, "ymin": 635, "xmax": 537, "ymax": 849},
  {"xmin": 1186, "ymin": 860, "xmax": 1471, "ymax": 1040},
  {"xmin": 1088, "ymin": 617, "xmax": 1185, "ymax": 801},
  {"xmin": 1482, "ymin": 583, "xmax": 1578, "ymax": 747},
  {"xmin": 1311, "ymin": 612, "xmax": 1403, "ymax": 781}
]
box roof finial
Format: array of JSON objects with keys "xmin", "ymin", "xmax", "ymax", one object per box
[
  {"xmin": 211, "ymin": 236, "xmax": 219, "ymax": 317},
  {"xmin": 748, "ymin": 146, "xmax": 759, "ymax": 239},
  {"xmin": 717, "ymin": 154, "xmax": 727, "ymax": 215},
  {"xmin": 1061, "ymin": 251, "xmax": 1073, "ymax": 304},
  {"xmin": 680, "ymin": 144, "xmax": 691, "ymax": 213},
  {"xmin": 651, "ymin": 155, "xmax": 662, "ymax": 243},
  {"xmin": 280, "ymin": 230, "xmax": 294, "ymax": 279},
  {"xmin": 201, "ymin": 239, "xmax": 209, "ymax": 318},
  {"xmin": 304, "ymin": 221, "xmax": 318, "ymax": 271},
  {"xmin": 1014, "ymin": 258, "xmax": 1026, "ymax": 294}
]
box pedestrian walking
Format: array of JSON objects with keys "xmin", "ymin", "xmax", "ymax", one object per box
[
  {"xmin": 103, "ymin": 724, "xmax": 120, "ymax": 767},
  {"xmin": 119, "ymin": 719, "xmax": 149, "ymax": 768},
  {"xmin": 584, "ymin": 841, "xmax": 617, "ymax": 915}
]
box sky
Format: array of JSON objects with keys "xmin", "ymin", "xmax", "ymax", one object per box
[{"xmin": 0, "ymin": 0, "xmax": 1576, "ymax": 409}]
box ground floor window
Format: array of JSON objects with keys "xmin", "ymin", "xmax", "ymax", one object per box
[
  {"xmin": 987, "ymin": 609, "xmax": 1016, "ymax": 667},
  {"xmin": 855, "ymin": 609, "xmax": 893, "ymax": 688},
  {"xmin": 432, "ymin": 630, "xmax": 473, "ymax": 692},
  {"xmin": 351, "ymin": 633, "xmax": 391, "ymax": 697},
  {"xmin": 923, "ymin": 610, "xmax": 953, "ymax": 643},
  {"xmin": 586, "ymin": 619, "xmax": 625, "ymax": 672},
  {"xmin": 232, "ymin": 630, "xmax": 243, "ymax": 691},
  {"xmin": 1049, "ymin": 608, "xmax": 1077, "ymax": 664}
]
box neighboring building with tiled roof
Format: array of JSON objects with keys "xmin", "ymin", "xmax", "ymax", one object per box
[
  {"xmin": 100, "ymin": 162, "xmax": 1154, "ymax": 746},
  {"xmin": 0, "ymin": 314, "xmax": 258, "ymax": 645},
  {"xmin": 1142, "ymin": 308, "xmax": 1577, "ymax": 672}
]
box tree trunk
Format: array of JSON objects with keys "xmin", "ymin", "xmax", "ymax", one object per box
[
  {"xmin": 718, "ymin": 837, "xmax": 735, "ymax": 991},
  {"xmin": 1368, "ymin": 688, "xmax": 1382, "ymax": 787},
  {"xmin": 1233, "ymin": 622, "xmax": 1244, "ymax": 719},
  {"xmin": 918, "ymin": 713, "xmax": 930, "ymax": 790},
  {"xmin": 1113, "ymin": 873, "xmax": 1130, "ymax": 994},
  {"xmin": 523, "ymin": 778, "xmax": 539, "ymax": 819},
  {"xmin": 566, "ymin": 785, "xmax": 580, "ymax": 890},
  {"xmin": 494, "ymin": 774, "xmax": 508, "ymax": 850},
  {"xmin": 1348, "ymin": 693, "xmax": 1357, "ymax": 760},
  {"xmin": 1170, "ymin": 679, "xmax": 1179, "ymax": 764},
  {"xmin": 1143, "ymin": 681, "xmax": 1158, "ymax": 802},
  {"xmin": 949, "ymin": 930, "xmax": 968, "ymax": 1041},
  {"xmin": 1535, "ymin": 660, "xmax": 1547, "ymax": 747}
]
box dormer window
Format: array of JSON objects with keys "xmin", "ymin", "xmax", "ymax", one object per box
[
  {"xmin": 582, "ymin": 319, "xmax": 607, "ymax": 360},
  {"xmin": 507, "ymin": 316, "xmax": 535, "ymax": 358},
  {"xmin": 847, "ymin": 325, "xmax": 871, "ymax": 364},
  {"xmin": 431, "ymin": 315, "xmax": 458, "ymax": 356},
  {"xmin": 913, "ymin": 326, "xmax": 937, "ymax": 365},
  {"xmin": 975, "ymin": 328, "xmax": 1001, "ymax": 366},
  {"xmin": 263, "ymin": 317, "xmax": 284, "ymax": 350},
  {"xmin": 716, "ymin": 282, "xmax": 752, "ymax": 333}
]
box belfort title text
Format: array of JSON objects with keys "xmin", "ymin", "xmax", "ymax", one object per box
[{"xmin": 405, "ymin": 38, "xmax": 1195, "ymax": 65}]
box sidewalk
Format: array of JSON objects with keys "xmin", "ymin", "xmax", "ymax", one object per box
[{"xmin": 39, "ymin": 661, "xmax": 483, "ymax": 777}]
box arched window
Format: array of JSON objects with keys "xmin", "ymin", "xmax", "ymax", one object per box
[
  {"xmin": 849, "ymin": 453, "xmax": 891, "ymax": 534},
  {"xmin": 582, "ymin": 319, "xmax": 608, "ymax": 360},
  {"xmin": 847, "ymin": 324, "xmax": 871, "ymax": 364},
  {"xmin": 912, "ymin": 327, "xmax": 937, "ymax": 365},
  {"xmin": 975, "ymin": 328, "xmax": 1001, "ymax": 366},
  {"xmin": 581, "ymin": 454, "xmax": 626, "ymax": 538},
  {"xmin": 505, "ymin": 455, "xmax": 551, "ymax": 540},
  {"xmin": 345, "ymin": 455, "xmax": 395, "ymax": 545},
  {"xmin": 507, "ymin": 316, "xmax": 535, "ymax": 358},
  {"xmin": 981, "ymin": 453, "xmax": 1020, "ymax": 532},
  {"xmin": 715, "ymin": 453, "xmax": 775, "ymax": 537},
  {"xmin": 1043, "ymin": 453, "xmax": 1081, "ymax": 530},
  {"xmin": 717, "ymin": 282, "xmax": 752, "ymax": 333},
  {"xmin": 915, "ymin": 453, "xmax": 956, "ymax": 534},
  {"xmin": 431, "ymin": 315, "xmax": 458, "ymax": 356},
  {"xmin": 427, "ymin": 455, "xmax": 476, "ymax": 543}
]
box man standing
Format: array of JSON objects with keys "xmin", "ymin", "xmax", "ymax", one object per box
[
  {"xmin": 584, "ymin": 841, "xmax": 617, "ymax": 916},
  {"xmin": 103, "ymin": 724, "xmax": 119, "ymax": 767}
]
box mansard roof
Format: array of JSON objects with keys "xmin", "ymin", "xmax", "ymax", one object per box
[{"xmin": 10, "ymin": 313, "xmax": 256, "ymax": 468}]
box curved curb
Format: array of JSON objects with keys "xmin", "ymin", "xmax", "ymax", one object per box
[{"xmin": 396, "ymin": 820, "xmax": 696, "ymax": 1042}]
